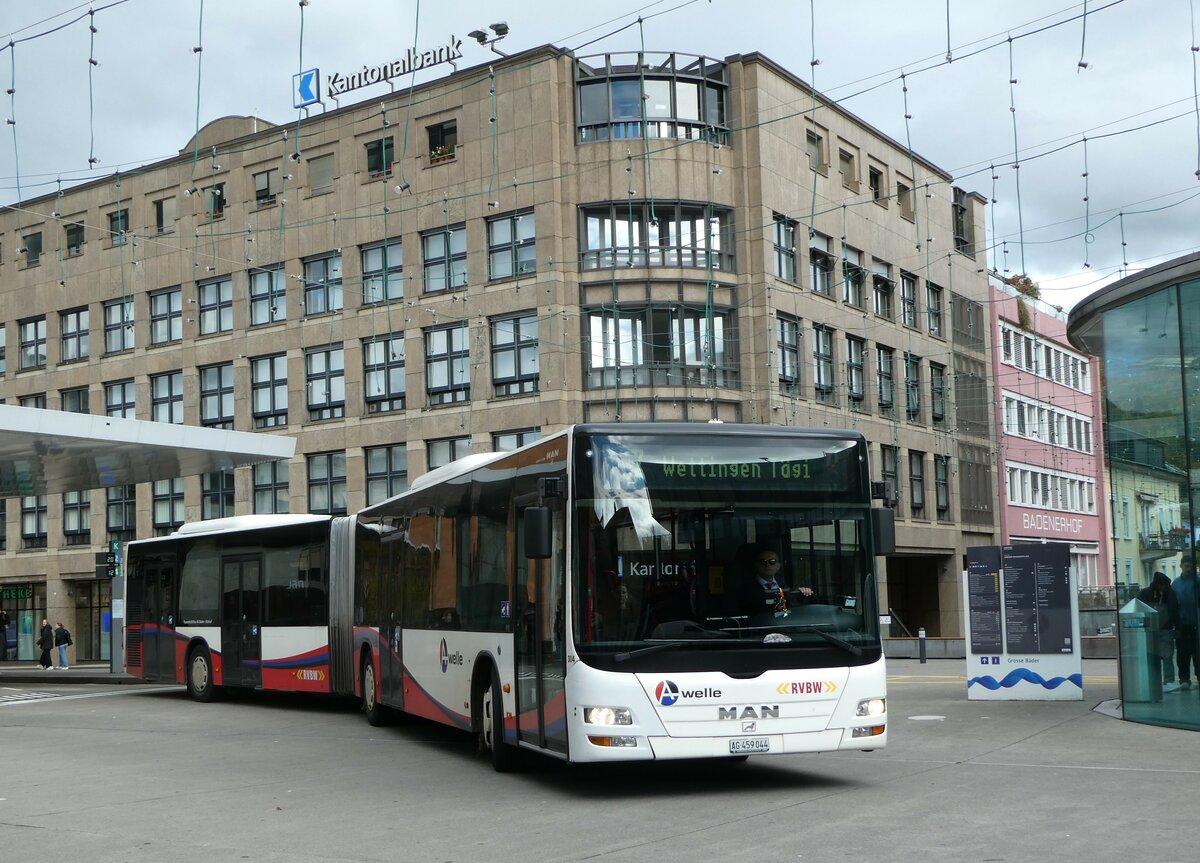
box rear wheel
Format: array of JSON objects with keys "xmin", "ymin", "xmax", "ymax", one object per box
[
  {"xmin": 186, "ymin": 646, "xmax": 219, "ymax": 703},
  {"xmin": 362, "ymin": 654, "xmax": 387, "ymax": 726},
  {"xmin": 482, "ymin": 669, "xmax": 518, "ymax": 772}
]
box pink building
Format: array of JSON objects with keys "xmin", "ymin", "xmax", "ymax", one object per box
[{"xmin": 989, "ymin": 280, "xmax": 1111, "ymax": 587}]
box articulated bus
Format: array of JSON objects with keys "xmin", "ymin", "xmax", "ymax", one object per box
[{"xmin": 125, "ymin": 423, "xmax": 895, "ymax": 769}]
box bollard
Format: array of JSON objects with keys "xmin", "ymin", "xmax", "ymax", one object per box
[{"xmin": 918, "ymin": 627, "xmax": 927, "ymax": 664}]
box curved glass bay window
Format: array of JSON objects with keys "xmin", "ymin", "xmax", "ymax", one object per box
[
  {"xmin": 581, "ymin": 202, "xmax": 734, "ymax": 272},
  {"xmin": 575, "ymin": 52, "xmax": 729, "ymax": 144},
  {"xmin": 585, "ymin": 304, "xmax": 738, "ymax": 389}
]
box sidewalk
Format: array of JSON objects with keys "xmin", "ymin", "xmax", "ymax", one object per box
[{"xmin": 0, "ymin": 661, "xmax": 151, "ymax": 685}]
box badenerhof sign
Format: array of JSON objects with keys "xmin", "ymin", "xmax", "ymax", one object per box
[{"xmin": 328, "ymin": 36, "xmax": 464, "ymax": 99}]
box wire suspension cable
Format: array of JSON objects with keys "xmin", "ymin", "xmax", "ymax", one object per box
[{"xmin": 1007, "ymin": 37, "xmax": 1027, "ymax": 275}]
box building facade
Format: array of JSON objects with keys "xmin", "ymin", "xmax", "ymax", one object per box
[
  {"xmin": 989, "ymin": 279, "xmax": 1110, "ymax": 589},
  {"xmin": 1069, "ymin": 252, "xmax": 1200, "ymax": 730},
  {"xmin": 0, "ymin": 45, "xmax": 995, "ymax": 659}
]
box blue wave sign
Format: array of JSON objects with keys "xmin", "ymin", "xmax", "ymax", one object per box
[{"xmin": 293, "ymin": 69, "xmax": 320, "ymax": 109}]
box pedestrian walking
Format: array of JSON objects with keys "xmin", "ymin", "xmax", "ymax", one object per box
[
  {"xmin": 37, "ymin": 618, "xmax": 53, "ymax": 669},
  {"xmin": 54, "ymin": 621, "xmax": 73, "ymax": 670}
]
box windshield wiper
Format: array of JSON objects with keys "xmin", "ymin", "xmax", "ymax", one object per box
[
  {"xmin": 791, "ymin": 625, "xmax": 863, "ymax": 656},
  {"xmin": 613, "ymin": 640, "xmax": 690, "ymax": 663},
  {"xmin": 613, "ymin": 622, "xmax": 732, "ymax": 662}
]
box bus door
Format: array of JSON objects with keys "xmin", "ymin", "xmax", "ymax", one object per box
[
  {"xmin": 139, "ymin": 553, "xmax": 177, "ymax": 681},
  {"xmin": 221, "ymin": 556, "xmax": 262, "ymax": 688},
  {"xmin": 514, "ymin": 502, "xmax": 568, "ymax": 755},
  {"xmin": 380, "ymin": 523, "xmax": 405, "ymax": 706}
]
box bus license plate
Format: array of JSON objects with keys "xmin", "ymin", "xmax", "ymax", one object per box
[{"xmin": 729, "ymin": 737, "xmax": 770, "ymax": 754}]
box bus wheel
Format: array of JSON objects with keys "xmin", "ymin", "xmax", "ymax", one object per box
[
  {"xmin": 362, "ymin": 655, "xmax": 387, "ymax": 726},
  {"xmin": 482, "ymin": 669, "xmax": 518, "ymax": 772},
  {"xmin": 187, "ymin": 646, "xmax": 219, "ymax": 703}
]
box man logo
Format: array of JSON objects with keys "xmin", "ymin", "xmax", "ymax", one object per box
[{"xmin": 655, "ymin": 679, "xmax": 680, "ymax": 706}]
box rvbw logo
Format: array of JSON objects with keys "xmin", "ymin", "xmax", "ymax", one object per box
[{"xmin": 439, "ymin": 638, "xmax": 463, "ymax": 673}]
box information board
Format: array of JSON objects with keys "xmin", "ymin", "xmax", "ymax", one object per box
[{"xmin": 966, "ymin": 546, "xmax": 1003, "ymax": 654}]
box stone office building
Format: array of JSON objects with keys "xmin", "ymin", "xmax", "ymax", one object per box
[{"xmin": 0, "ymin": 43, "xmax": 996, "ymax": 657}]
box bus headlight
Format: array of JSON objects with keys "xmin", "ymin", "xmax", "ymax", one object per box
[
  {"xmin": 583, "ymin": 706, "xmax": 633, "ymax": 726},
  {"xmin": 856, "ymin": 697, "xmax": 886, "ymax": 717}
]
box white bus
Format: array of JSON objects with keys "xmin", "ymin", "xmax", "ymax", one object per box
[{"xmin": 126, "ymin": 423, "xmax": 894, "ymax": 769}]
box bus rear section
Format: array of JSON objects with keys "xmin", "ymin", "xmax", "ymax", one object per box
[{"xmin": 124, "ymin": 515, "xmax": 347, "ymax": 700}]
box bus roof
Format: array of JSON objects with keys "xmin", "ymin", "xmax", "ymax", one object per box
[{"xmin": 128, "ymin": 513, "xmax": 332, "ymax": 546}]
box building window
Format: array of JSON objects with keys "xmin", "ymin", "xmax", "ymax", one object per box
[
  {"xmin": 151, "ymin": 371, "xmax": 184, "ymax": 424},
  {"xmin": 21, "ymin": 495, "xmax": 48, "ymax": 548},
  {"xmin": 307, "ymin": 452, "xmax": 347, "ymax": 515},
  {"xmin": 812, "ymin": 325, "xmax": 834, "ymax": 399},
  {"xmin": 776, "ymin": 314, "xmax": 801, "ymax": 396},
  {"xmin": 904, "ymin": 354, "xmax": 921, "ymax": 422},
  {"xmin": 60, "ymin": 386, "xmax": 89, "ymax": 413},
  {"xmin": 846, "ymin": 335, "xmax": 865, "ymax": 404},
  {"xmin": 105, "ymin": 379, "xmax": 135, "ymax": 418},
  {"xmin": 869, "ymin": 165, "xmax": 884, "ymax": 203},
  {"xmin": 152, "ymin": 478, "xmax": 184, "ymax": 533},
  {"xmin": 108, "ymin": 208, "xmax": 129, "ymax": 245},
  {"xmin": 872, "ymin": 262, "xmax": 893, "ymax": 318},
  {"xmin": 365, "ymin": 444, "xmax": 408, "ymax": 505},
  {"xmin": 365, "ymin": 136, "xmax": 394, "ymax": 178},
  {"xmin": 809, "ymin": 233, "xmax": 833, "ymax": 296},
  {"xmin": 427, "ymin": 119, "xmax": 457, "ymax": 163},
  {"xmin": 361, "ymin": 240, "xmax": 403, "ymax": 303},
  {"xmin": 303, "ymin": 252, "xmax": 343, "ymax": 315},
  {"xmin": 487, "ymin": 210, "xmax": 536, "ymax": 280},
  {"xmin": 22, "ymin": 231, "xmax": 42, "ymax": 266},
  {"xmin": 305, "ymin": 344, "xmax": 345, "ymax": 420},
  {"xmin": 196, "ymin": 277, "xmax": 232, "ymax": 335},
  {"xmin": 106, "ymin": 485, "xmax": 136, "ymax": 541},
  {"xmin": 254, "ymin": 168, "xmax": 280, "ymax": 207},
  {"xmin": 363, "ymin": 333, "xmax": 406, "ymax": 414},
  {"xmin": 154, "ymin": 197, "xmax": 176, "ymax": 233},
  {"xmin": 842, "ymin": 246, "xmax": 864, "ymax": 307},
  {"xmin": 427, "ymin": 437, "xmax": 469, "ymax": 470},
  {"xmin": 104, "ymin": 298, "xmax": 134, "ymax": 353},
  {"xmin": 253, "ymin": 461, "xmax": 289, "ymax": 514},
  {"xmin": 202, "ymin": 471, "xmax": 235, "ymax": 520},
  {"xmin": 952, "ymin": 187, "xmax": 975, "ymax": 256},
  {"xmin": 926, "ymin": 282, "xmax": 943, "ymax": 336},
  {"xmin": 19, "ymin": 316, "xmax": 47, "ymax": 370},
  {"xmin": 491, "ymin": 313, "xmax": 539, "ymax": 396},
  {"xmin": 877, "ymin": 346, "xmax": 895, "ymax": 412},
  {"xmin": 930, "ymin": 363, "xmax": 947, "ymax": 423},
  {"xmin": 900, "ymin": 272, "xmax": 918, "ymax": 328},
  {"xmin": 203, "ymin": 183, "xmax": 226, "ymax": 221},
  {"xmin": 580, "ymin": 202, "xmax": 735, "ymax": 272},
  {"xmin": 493, "ymin": 429, "xmax": 541, "ymax": 452},
  {"xmin": 575, "ymin": 60, "xmax": 729, "ymax": 144},
  {"xmin": 200, "ymin": 362, "xmax": 234, "ymax": 428},
  {"xmin": 62, "ymin": 490, "xmax": 91, "ymax": 546},
  {"xmin": 425, "ymin": 322, "xmax": 470, "ymax": 405},
  {"xmin": 897, "ymin": 178, "xmax": 914, "ymax": 220},
  {"xmin": 0, "ymin": 324, "xmax": 6, "ymax": 374},
  {"xmin": 251, "ymin": 354, "xmax": 288, "ymax": 428},
  {"xmin": 880, "ymin": 445, "xmax": 898, "ymax": 505},
  {"xmin": 150, "ymin": 287, "xmax": 182, "ymax": 345},
  {"xmin": 909, "ymin": 451, "xmax": 926, "ymax": 518},
  {"xmin": 935, "ymin": 454, "xmax": 951, "ymax": 517},
  {"xmin": 60, "ymin": 308, "xmax": 89, "ymax": 363},
  {"xmin": 249, "ymin": 265, "xmax": 286, "ymax": 325},
  {"xmin": 422, "ymin": 225, "xmax": 468, "ymax": 293},
  {"xmin": 772, "ymin": 215, "xmax": 797, "ymax": 283},
  {"xmin": 585, "ymin": 306, "xmax": 738, "ymax": 389},
  {"xmin": 838, "ymin": 148, "xmax": 858, "ymax": 190},
  {"xmin": 806, "ymin": 129, "xmax": 826, "ymax": 172},
  {"xmin": 309, "ymin": 153, "xmax": 335, "ymax": 194},
  {"xmin": 20, "ymin": 393, "xmax": 45, "ymax": 409},
  {"xmin": 65, "ymin": 223, "xmax": 85, "ymax": 256}
]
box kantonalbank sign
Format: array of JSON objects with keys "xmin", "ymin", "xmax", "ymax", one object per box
[{"xmin": 327, "ymin": 36, "xmax": 464, "ymax": 98}]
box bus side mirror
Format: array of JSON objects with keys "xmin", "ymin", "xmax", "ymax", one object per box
[
  {"xmin": 871, "ymin": 507, "xmax": 895, "ymax": 556},
  {"xmin": 524, "ymin": 507, "xmax": 552, "ymax": 559}
]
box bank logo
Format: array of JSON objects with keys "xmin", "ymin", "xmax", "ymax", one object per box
[{"xmin": 293, "ymin": 69, "xmax": 320, "ymax": 108}]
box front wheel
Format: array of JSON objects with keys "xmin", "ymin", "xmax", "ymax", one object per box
[
  {"xmin": 362, "ymin": 655, "xmax": 387, "ymax": 726},
  {"xmin": 186, "ymin": 646, "xmax": 219, "ymax": 703},
  {"xmin": 482, "ymin": 670, "xmax": 518, "ymax": 772}
]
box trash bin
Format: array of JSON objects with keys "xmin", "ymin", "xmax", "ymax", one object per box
[{"xmin": 1118, "ymin": 598, "xmax": 1162, "ymax": 702}]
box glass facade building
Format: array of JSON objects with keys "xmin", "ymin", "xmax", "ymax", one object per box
[{"xmin": 1069, "ymin": 253, "xmax": 1200, "ymax": 730}]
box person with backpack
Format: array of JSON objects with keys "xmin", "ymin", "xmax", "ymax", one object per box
[{"xmin": 53, "ymin": 621, "xmax": 73, "ymax": 670}]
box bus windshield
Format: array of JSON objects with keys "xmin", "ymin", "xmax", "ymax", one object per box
[{"xmin": 572, "ymin": 431, "xmax": 879, "ymax": 667}]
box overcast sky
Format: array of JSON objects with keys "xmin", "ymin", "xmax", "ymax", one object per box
[{"xmin": 0, "ymin": 0, "xmax": 1191, "ymax": 311}]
